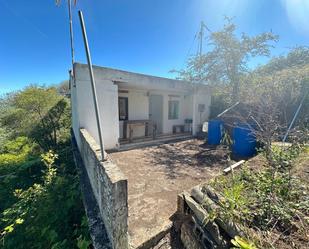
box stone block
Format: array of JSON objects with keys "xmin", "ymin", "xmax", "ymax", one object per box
[
  {"xmin": 181, "ymin": 221, "xmax": 203, "ymax": 249},
  {"xmin": 177, "ymin": 193, "xmax": 185, "ymax": 214},
  {"xmin": 183, "ymin": 193, "xmax": 209, "ymax": 225}
]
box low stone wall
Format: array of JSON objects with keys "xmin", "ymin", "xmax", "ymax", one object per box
[
  {"xmin": 177, "ymin": 185, "xmax": 242, "ymax": 249},
  {"xmin": 79, "ymin": 129, "xmax": 128, "ymax": 249}
]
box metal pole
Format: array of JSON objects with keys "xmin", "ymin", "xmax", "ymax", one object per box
[
  {"xmin": 78, "ymin": 10, "xmax": 105, "ymax": 161},
  {"xmin": 217, "ymin": 101, "xmax": 240, "ymax": 118},
  {"xmin": 199, "ymin": 21, "xmax": 204, "ymax": 56},
  {"xmin": 68, "ymin": 0, "xmax": 75, "ymax": 71},
  {"xmin": 282, "ymin": 91, "xmax": 308, "ymax": 142}
]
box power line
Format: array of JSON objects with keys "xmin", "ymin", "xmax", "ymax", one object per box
[
  {"xmin": 180, "ymin": 31, "xmax": 198, "ymax": 69},
  {"xmin": 180, "ymin": 21, "xmax": 211, "ymax": 70}
]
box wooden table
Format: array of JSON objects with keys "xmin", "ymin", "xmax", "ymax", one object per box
[{"xmin": 123, "ymin": 120, "xmax": 156, "ymax": 142}]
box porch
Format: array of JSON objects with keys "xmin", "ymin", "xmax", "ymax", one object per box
[
  {"xmin": 116, "ymin": 83, "xmax": 196, "ymax": 147},
  {"xmin": 118, "ymin": 132, "xmax": 193, "ymax": 151}
]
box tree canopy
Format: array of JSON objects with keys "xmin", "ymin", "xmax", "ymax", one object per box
[
  {"xmin": 175, "ymin": 19, "xmax": 308, "ymax": 124},
  {"xmin": 0, "ymin": 86, "xmax": 70, "ymax": 150},
  {"xmin": 175, "ymin": 18, "xmax": 278, "ymax": 101},
  {"xmin": 256, "ymin": 46, "xmax": 309, "ymax": 74},
  {"xmin": 0, "ymin": 86, "xmax": 90, "ymax": 249}
]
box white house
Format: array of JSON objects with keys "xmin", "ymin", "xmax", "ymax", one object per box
[{"xmin": 71, "ymin": 63, "xmax": 211, "ymax": 150}]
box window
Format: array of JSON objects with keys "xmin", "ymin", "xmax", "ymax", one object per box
[
  {"xmin": 119, "ymin": 97, "xmax": 128, "ymax": 120},
  {"xmin": 168, "ymin": 100, "xmax": 179, "ymax": 120},
  {"xmin": 198, "ymin": 104, "xmax": 205, "ymax": 113}
]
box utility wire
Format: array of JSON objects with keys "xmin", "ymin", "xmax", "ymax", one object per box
[{"xmin": 180, "ymin": 28, "xmax": 199, "ymax": 70}]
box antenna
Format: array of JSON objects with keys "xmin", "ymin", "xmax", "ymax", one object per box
[
  {"xmin": 68, "ymin": 0, "xmax": 75, "ymax": 72},
  {"xmin": 196, "ymin": 21, "xmax": 211, "ymax": 57}
]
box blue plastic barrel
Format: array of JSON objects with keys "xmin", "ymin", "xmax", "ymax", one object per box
[
  {"xmin": 232, "ymin": 124, "xmax": 256, "ymax": 157},
  {"xmin": 207, "ymin": 120, "xmax": 224, "ymax": 145}
]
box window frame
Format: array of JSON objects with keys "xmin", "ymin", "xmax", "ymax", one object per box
[
  {"xmin": 118, "ymin": 97, "xmax": 128, "ymax": 121},
  {"xmin": 168, "ymin": 100, "xmax": 179, "ymax": 120}
]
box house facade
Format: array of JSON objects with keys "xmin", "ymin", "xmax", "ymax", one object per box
[{"xmin": 71, "ymin": 63, "xmax": 211, "ymax": 150}]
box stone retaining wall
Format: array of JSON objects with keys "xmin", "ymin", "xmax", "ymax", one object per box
[{"xmin": 79, "ymin": 129, "xmax": 128, "ymax": 249}]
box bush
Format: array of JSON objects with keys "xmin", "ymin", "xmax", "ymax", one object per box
[{"xmin": 210, "ymin": 145, "xmax": 309, "ymax": 248}]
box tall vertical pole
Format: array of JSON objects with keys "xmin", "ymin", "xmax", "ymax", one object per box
[
  {"xmin": 78, "ymin": 10, "xmax": 105, "ymax": 161},
  {"xmin": 197, "ymin": 21, "xmax": 205, "ymax": 57},
  {"xmin": 199, "ymin": 21, "xmax": 204, "ymax": 56},
  {"xmin": 197, "ymin": 21, "xmax": 211, "ymax": 57},
  {"xmin": 197, "ymin": 21, "xmax": 205, "ymax": 81},
  {"xmin": 282, "ymin": 91, "xmax": 308, "ymax": 142},
  {"xmin": 68, "ymin": 0, "xmax": 75, "ymax": 74}
]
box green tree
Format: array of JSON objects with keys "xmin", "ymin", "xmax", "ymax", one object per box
[
  {"xmin": 57, "ymin": 80, "xmax": 70, "ymax": 96},
  {"xmin": 241, "ymin": 48, "xmax": 309, "ymax": 127},
  {"xmin": 256, "ymin": 46, "xmax": 309, "ymax": 74},
  {"xmin": 1, "ymin": 86, "xmax": 70, "ymax": 150},
  {"xmin": 0, "ymin": 85, "xmax": 90, "ymax": 249},
  {"xmin": 176, "ymin": 17, "xmax": 278, "ymax": 102}
]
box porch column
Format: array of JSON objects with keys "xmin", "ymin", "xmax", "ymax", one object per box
[{"xmin": 192, "ymin": 89, "xmax": 198, "ymax": 136}]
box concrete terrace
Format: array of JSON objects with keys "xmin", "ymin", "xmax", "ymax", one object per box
[{"xmin": 109, "ymin": 138, "xmax": 229, "ymax": 248}]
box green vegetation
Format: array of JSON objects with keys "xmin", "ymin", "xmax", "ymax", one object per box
[
  {"xmin": 208, "ymin": 144, "xmax": 309, "ymax": 248},
  {"xmin": 174, "ymin": 17, "xmax": 278, "ymax": 103},
  {"xmin": 0, "ymin": 86, "xmax": 90, "ymax": 249},
  {"xmin": 178, "ymin": 18, "xmax": 309, "ymax": 248},
  {"xmin": 231, "ymin": 236, "xmax": 257, "ymax": 249},
  {"xmin": 176, "ymin": 18, "xmax": 309, "ymax": 121}
]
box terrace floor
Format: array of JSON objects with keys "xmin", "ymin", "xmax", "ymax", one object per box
[{"xmin": 109, "ymin": 139, "xmax": 230, "ymax": 248}]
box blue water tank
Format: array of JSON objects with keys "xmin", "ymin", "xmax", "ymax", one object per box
[
  {"xmin": 208, "ymin": 120, "xmax": 224, "ymax": 145},
  {"xmin": 232, "ymin": 124, "xmax": 256, "ymax": 157}
]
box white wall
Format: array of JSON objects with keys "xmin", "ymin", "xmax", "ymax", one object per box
[
  {"xmin": 71, "ymin": 76, "xmax": 81, "ymax": 147},
  {"xmin": 192, "ymin": 87, "xmax": 211, "ymax": 135},
  {"xmin": 146, "ymin": 91, "xmax": 194, "ymax": 134},
  {"xmin": 118, "ymin": 89, "xmax": 149, "ymax": 138},
  {"xmin": 162, "ymin": 93, "xmax": 185, "ymax": 134},
  {"xmin": 71, "ymin": 63, "xmax": 212, "ymax": 149},
  {"xmin": 119, "ymin": 90, "xmax": 149, "ymax": 120},
  {"xmin": 73, "ymin": 64, "xmax": 119, "ymax": 150},
  {"xmin": 183, "ymin": 94, "xmax": 193, "ymax": 120}
]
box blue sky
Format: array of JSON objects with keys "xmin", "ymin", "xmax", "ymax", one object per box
[{"xmin": 1, "ymin": 0, "xmax": 309, "ymax": 95}]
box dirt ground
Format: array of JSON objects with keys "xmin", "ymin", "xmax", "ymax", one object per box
[{"xmin": 109, "ymin": 139, "xmax": 230, "ymax": 248}]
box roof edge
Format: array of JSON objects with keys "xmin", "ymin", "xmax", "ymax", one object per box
[{"xmin": 73, "ymin": 62, "xmax": 210, "ymax": 88}]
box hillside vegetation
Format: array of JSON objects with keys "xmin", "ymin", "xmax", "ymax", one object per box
[
  {"xmin": 0, "ymin": 86, "xmax": 90, "ymax": 249},
  {"xmin": 177, "ymin": 20, "xmax": 309, "ymax": 248}
]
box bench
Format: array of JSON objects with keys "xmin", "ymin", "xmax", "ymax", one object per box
[{"xmin": 173, "ymin": 125, "xmax": 185, "ymax": 134}]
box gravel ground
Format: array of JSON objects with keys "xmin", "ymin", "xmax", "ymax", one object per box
[{"xmin": 110, "ymin": 139, "xmax": 230, "ymax": 248}]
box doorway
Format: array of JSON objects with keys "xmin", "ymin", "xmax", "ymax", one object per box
[{"xmin": 149, "ymin": 95, "xmax": 163, "ymax": 134}]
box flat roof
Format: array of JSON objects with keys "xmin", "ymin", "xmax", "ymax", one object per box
[{"xmin": 74, "ymin": 62, "xmax": 211, "ymax": 91}]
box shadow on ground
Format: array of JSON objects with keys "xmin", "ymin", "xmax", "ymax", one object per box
[
  {"xmin": 144, "ymin": 139, "xmax": 230, "ymax": 179},
  {"xmin": 109, "ymin": 138, "xmax": 229, "ymax": 248}
]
